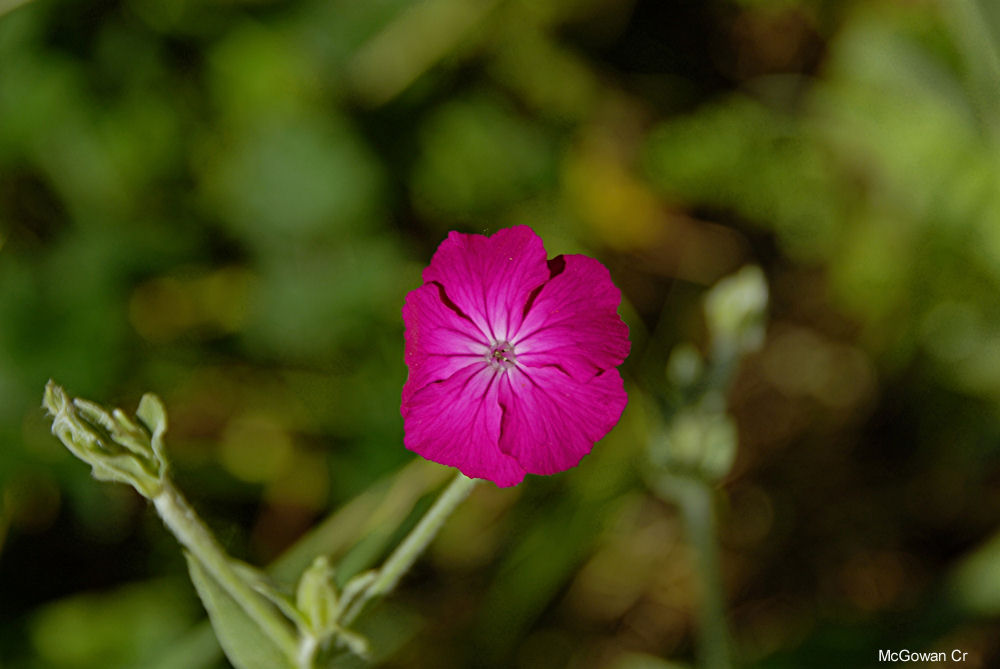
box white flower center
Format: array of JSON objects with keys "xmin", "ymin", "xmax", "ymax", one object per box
[{"xmin": 487, "ymin": 341, "xmax": 517, "ymax": 371}]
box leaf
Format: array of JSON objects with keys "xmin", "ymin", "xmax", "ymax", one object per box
[
  {"xmin": 137, "ymin": 392, "xmax": 169, "ymax": 464},
  {"xmin": 184, "ymin": 553, "xmax": 296, "ymax": 669}
]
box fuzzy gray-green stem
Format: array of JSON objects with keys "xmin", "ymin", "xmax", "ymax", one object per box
[
  {"xmin": 342, "ymin": 471, "xmax": 477, "ymax": 624},
  {"xmin": 679, "ymin": 479, "xmax": 732, "ymax": 669},
  {"xmin": 153, "ymin": 480, "xmax": 300, "ymax": 662}
]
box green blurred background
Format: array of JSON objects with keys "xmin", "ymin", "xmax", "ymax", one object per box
[{"xmin": 2, "ymin": 0, "xmax": 1000, "ymax": 667}]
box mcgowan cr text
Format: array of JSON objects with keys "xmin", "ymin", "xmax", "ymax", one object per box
[{"xmin": 878, "ymin": 650, "xmax": 968, "ymax": 662}]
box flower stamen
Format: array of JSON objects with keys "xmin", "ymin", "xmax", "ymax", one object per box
[{"xmin": 488, "ymin": 341, "xmax": 517, "ymax": 371}]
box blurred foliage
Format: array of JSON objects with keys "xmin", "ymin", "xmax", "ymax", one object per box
[{"xmin": 2, "ymin": 0, "xmax": 1000, "ymax": 668}]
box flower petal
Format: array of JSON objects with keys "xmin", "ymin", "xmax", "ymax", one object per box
[
  {"xmin": 404, "ymin": 363, "xmax": 526, "ymax": 487},
  {"xmin": 402, "ymin": 282, "xmax": 489, "ymax": 416},
  {"xmin": 498, "ymin": 366, "xmax": 627, "ymax": 475},
  {"xmin": 422, "ymin": 226, "xmax": 550, "ymax": 342},
  {"xmin": 513, "ymin": 254, "xmax": 630, "ymax": 380}
]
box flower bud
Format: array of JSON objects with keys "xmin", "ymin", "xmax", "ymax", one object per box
[
  {"xmin": 705, "ymin": 265, "xmax": 768, "ymax": 359},
  {"xmin": 651, "ymin": 405, "xmax": 737, "ymax": 481},
  {"xmin": 42, "ymin": 381, "xmax": 168, "ymax": 499},
  {"xmin": 296, "ymin": 556, "xmax": 339, "ymax": 635}
]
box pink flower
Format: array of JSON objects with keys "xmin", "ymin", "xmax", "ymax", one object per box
[{"xmin": 401, "ymin": 226, "xmax": 630, "ymax": 487}]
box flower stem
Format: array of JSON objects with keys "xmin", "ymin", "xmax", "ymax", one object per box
[
  {"xmin": 153, "ymin": 479, "xmax": 300, "ymax": 662},
  {"xmin": 0, "ymin": 0, "xmax": 35, "ymax": 19},
  {"xmin": 343, "ymin": 471, "xmax": 477, "ymax": 624},
  {"xmin": 678, "ymin": 478, "xmax": 732, "ymax": 669}
]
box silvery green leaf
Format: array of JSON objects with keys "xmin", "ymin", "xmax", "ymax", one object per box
[
  {"xmin": 73, "ymin": 398, "xmax": 119, "ymax": 435},
  {"xmin": 333, "ymin": 627, "xmax": 371, "ymax": 661},
  {"xmin": 336, "ymin": 570, "xmax": 376, "ymax": 621},
  {"xmin": 137, "ymin": 392, "xmax": 169, "ymax": 464},
  {"xmin": 111, "ymin": 407, "xmax": 157, "ymax": 458},
  {"xmin": 184, "ymin": 553, "xmax": 295, "ymax": 669},
  {"xmin": 232, "ymin": 561, "xmax": 306, "ymax": 630}
]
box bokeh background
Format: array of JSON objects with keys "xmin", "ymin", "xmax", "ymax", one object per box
[{"xmin": 3, "ymin": 0, "xmax": 1000, "ymax": 667}]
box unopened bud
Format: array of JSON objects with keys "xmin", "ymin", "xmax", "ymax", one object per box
[
  {"xmin": 705, "ymin": 265, "xmax": 768, "ymax": 358},
  {"xmin": 296, "ymin": 556, "xmax": 339, "ymax": 635},
  {"xmin": 42, "ymin": 380, "xmax": 168, "ymax": 498}
]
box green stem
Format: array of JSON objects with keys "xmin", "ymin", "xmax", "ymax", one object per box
[
  {"xmin": 678, "ymin": 479, "xmax": 732, "ymax": 669},
  {"xmin": 153, "ymin": 480, "xmax": 300, "ymax": 662},
  {"xmin": 343, "ymin": 471, "xmax": 478, "ymax": 624},
  {"xmin": 0, "ymin": 0, "xmax": 35, "ymax": 19},
  {"xmin": 271, "ymin": 459, "xmax": 450, "ymax": 584}
]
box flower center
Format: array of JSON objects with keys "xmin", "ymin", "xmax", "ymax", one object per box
[{"xmin": 487, "ymin": 341, "xmax": 517, "ymax": 371}]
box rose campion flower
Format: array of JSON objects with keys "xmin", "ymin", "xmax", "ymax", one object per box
[{"xmin": 401, "ymin": 226, "xmax": 630, "ymax": 487}]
